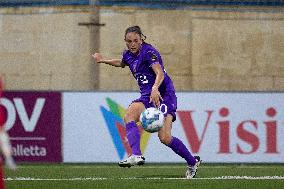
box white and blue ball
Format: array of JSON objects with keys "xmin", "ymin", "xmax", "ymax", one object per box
[{"xmin": 139, "ymin": 107, "xmax": 164, "ymax": 133}]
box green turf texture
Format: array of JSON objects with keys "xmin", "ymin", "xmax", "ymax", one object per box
[{"xmin": 5, "ymin": 163, "xmax": 284, "ymax": 189}]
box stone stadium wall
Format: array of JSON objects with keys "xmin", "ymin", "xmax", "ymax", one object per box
[{"xmin": 0, "ymin": 5, "xmax": 284, "ymax": 91}]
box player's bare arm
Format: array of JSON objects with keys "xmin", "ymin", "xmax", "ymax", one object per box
[
  {"xmin": 92, "ymin": 53, "xmax": 126, "ymax": 68},
  {"xmin": 150, "ymin": 63, "xmax": 164, "ymax": 107}
]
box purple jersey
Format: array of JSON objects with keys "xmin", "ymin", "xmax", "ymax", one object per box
[{"xmin": 122, "ymin": 43, "xmax": 175, "ymax": 97}]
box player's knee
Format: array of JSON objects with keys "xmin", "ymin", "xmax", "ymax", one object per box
[
  {"xmin": 123, "ymin": 111, "xmax": 134, "ymax": 123},
  {"xmin": 159, "ymin": 134, "xmax": 171, "ymax": 145}
]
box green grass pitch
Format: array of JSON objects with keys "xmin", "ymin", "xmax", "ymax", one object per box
[{"xmin": 5, "ymin": 163, "xmax": 284, "ymax": 189}]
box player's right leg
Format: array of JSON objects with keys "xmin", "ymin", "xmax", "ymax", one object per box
[
  {"xmin": 118, "ymin": 102, "xmax": 145, "ymax": 167},
  {"xmin": 159, "ymin": 114, "xmax": 201, "ymax": 179},
  {"xmin": 186, "ymin": 156, "xmax": 201, "ymax": 179}
]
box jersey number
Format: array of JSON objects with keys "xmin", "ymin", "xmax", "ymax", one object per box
[
  {"xmin": 136, "ymin": 74, "xmax": 148, "ymax": 84},
  {"xmin": 159, "ymin": 104, "xmax": 168, "ymax": 114}
]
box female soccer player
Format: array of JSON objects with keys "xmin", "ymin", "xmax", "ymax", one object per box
[{"xmin": 92, "ymin": 26, "xmax": 201, "ymax": 179}]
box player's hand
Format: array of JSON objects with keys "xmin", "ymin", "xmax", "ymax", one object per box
[
  {"xmin": 149, "ymin": 86, "xmax": 163, "ymax": 108},
  {"xmin": 92, "ymin": 53, "xmax": 103, "ymax": 63}
]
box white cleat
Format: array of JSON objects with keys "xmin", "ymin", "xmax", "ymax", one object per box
[
  {"xmin": 186, "ymin": 156, "xmax": 201, "ymax": 179},
  {"xmin": 118, "ymin": 155, "xmax": 145, "ymax": 168}
]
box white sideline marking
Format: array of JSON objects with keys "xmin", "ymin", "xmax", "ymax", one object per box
[
  {"xmin": 195, "ymin": 176, "xmax": 284, "ymax": 180},
  {"xmin": 21, "ymin": 165, "xmax": 280, "ymax": 169},
  {"xmin": 5, "ymin": 176, "xmax": 284, "ymax": 181}
]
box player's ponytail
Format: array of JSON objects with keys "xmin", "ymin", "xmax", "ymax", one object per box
[{"xmin": 125, "ymin": 26, "xmax": 147, "ymax": 41}]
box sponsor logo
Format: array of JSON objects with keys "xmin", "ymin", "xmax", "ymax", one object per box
[
  {"xmin": 1, "ymin": 97, "xmax": 45, "ymax": 132},
  {"xmin": 100, "ymin": 97, "xmax": 151, "ymax": 160},
  {"xmin": 0, "ymin": 92, "xmax": 62, "ymax": 162},
  {"xmin": 178, "ymin": 107, "xmax": 280, "ymax": 154},
  {"xmin": 99, "ymin": 95, "xmax": 282, "ymax": 161}
]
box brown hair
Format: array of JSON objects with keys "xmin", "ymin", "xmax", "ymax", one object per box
[{"xmin": 125, "ymin": 26, "xmax": 146, "ymax": 41}]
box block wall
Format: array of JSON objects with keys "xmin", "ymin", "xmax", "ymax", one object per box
[{"xmin": 1, "ymin": 6, "xmax": 284, "ymax": 91}]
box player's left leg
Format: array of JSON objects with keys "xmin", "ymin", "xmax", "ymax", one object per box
[{"xmin": 158, "ymin": 114, "xmax": 201, "ymax": 179}]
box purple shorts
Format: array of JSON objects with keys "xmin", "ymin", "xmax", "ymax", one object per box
[{"xmin": 132, "ymin": 91, "xmax": 177, "ymax": 122}]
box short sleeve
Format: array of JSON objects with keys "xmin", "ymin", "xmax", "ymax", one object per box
[{"xmin": 145, "ymin": 50, "xmax": 160, "ymax": 67}]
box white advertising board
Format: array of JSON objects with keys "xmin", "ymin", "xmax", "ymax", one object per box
[{"xmin": 63, "ymin": 92, "xmax": 284, "ymax": 163}]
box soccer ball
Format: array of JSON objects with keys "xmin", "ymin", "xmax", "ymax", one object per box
[{"xmin": 139, "ymin": 107, "xmax": 164, "ymax": 133}]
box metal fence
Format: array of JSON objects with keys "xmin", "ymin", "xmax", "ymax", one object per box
[
  {"xmin": 0, "ymin": 0, "xmax": 283, "ymax": 7},
  {"xmin": 98, "ymin": 0, "xmax": 284, "ymax": 6},
  {"xmin": 0, "ymin": 0, "xmax": 89, "ymax": 6}
]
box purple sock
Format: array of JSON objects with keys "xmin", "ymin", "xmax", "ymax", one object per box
[
  {"xmin": 167, "ymin": 137, "xmax": 196, "ymax": 166},
  {"xmin": 126, "ymin": 121, "xmax": 141, "ymax": 156}
]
